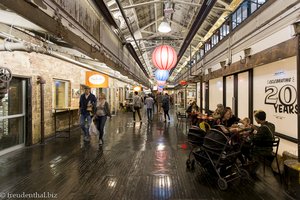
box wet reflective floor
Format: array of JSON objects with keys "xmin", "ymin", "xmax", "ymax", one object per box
[{"xmin": 0, "ymin": 110, "xmax": 292, "ymax": 200}]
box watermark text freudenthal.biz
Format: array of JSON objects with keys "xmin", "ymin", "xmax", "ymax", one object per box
[{"xmin": 0, "ymin": 192, "xmax": 58, "ymax": 199}]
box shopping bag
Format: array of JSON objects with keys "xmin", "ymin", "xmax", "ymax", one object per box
[{"xmin": 89, "ymin": 121, "xmax": 99, "ymax": 136}]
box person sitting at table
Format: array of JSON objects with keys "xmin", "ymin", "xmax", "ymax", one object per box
[
  {"xmin": 251, "ymin": 110, "xmax": 275, "ymax": 157},
  {"xmin": 216, "ymin": 107, "xmax": 241, "ymax": 128},
  {"xmin": 186, "ymin": 101, "xmax": 199, "ymax": 125},
  {"xmin": 212, "ymin": 103, "xmax": 224, "ymax": 120}
]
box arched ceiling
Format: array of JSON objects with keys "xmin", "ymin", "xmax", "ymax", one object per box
[{"xmin": 102, "ymin": 0, "xmax": 242, "ymax": 82}]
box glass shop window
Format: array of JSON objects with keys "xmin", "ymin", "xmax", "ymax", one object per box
[{"xmin": 53, "ymin": 79, "xmax": 70, "ymax": 108}]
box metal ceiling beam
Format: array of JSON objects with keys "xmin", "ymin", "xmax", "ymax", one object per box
[
  {"xmin": 115, "ymin": 0, "xmax": 150, "ymax": 78},
  {"xmin": 169, "ymin": 19, "xmax": 204, "ymax": 41},
  {"xmin": 128, "ymin": 0, "xmax": 152, "ymax": 76},
  {"xmin": 110, "ymin": 0, "xmax": 228, "ymax": 11},
  {"xmin": 154, "ymin": 3, "xmax": 158, "ymax": 33},
  {"xmin": 140, "ymin": 17, "xmax": 164, "ymax": 31},
  {"xmin": 94, "ymin": 0, "xmax": 119, "ymax": 29},
  {"xmin": 170, "ymin": 0, "xmax": 217, "ymax": 76},
  {"xmin": 217, "ymin": 0, "xmax": 230, "ymax": 7},
  {"xmin": 141, "ymin": 30, "xmax": 156, "ymax": 34}
]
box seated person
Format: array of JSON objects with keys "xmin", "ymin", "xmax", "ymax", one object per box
[
  {"xmin": 215, "ymin": 107, "xmax": 241, "ymax": 128},
  {"xmin": 251, "ymin": 110, "xmax": 275, "ymax": 157},
  {"xmin": 212, "ymin": 103, "xmax": 224, "ymax": 120},
  {"xmin": 239, "ymin": 117, "xmax": 253, "ymax": 141},
  {"xmin": 186, "ymin": 101, "xmax": 200, "ymax": 125},
  {"xmin": 186, "ymin": 101, "xmax": 199, "ymax": 114}
]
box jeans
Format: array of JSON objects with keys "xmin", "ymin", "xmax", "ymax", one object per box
[
  {"xmin": 80, "ymin": 114, "xmax": 92, "ymax": 137},
  {"xmin": 147, "ymin": 108, "xmax": 153, "ymax": 120},
  {"xmin": 163, "ymin": 109, "xmax": 170, "ymax": 121},
  {"xmin": 133, "ymin": 106, "xmax": 141, "ymax": 120},
  {"xmin": 96, "ymin": 115, "xmax": 107, "ymax": 140}
]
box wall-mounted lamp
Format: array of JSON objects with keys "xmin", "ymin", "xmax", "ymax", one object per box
[
  {"xmin": 293, "ymin": 21, "xmax": 300, "ymax": 35},
  {"xmin": 240, "ymin": 48, "xmax": 252, "ymax": 64},
  {"xmin": 220, "ymin": 58, "xmax": 230, "ymax": 68},
  {"xmin": 244, "ymin": 48, "xmax": 251, "ymax": 57},
  {"xmin": 220, "ymin": 60, "xmax": 226, "ymax": 68},
  {"xmin": 208, "ymin": 68, "xmax": 212, "ymax": 74}
]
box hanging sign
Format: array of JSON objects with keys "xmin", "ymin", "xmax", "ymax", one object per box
[{"xmin": 86, "ymin": 71, "xmax": 109, "ymax": 88}]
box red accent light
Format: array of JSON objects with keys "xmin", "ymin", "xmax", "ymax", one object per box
[{"xmin": 180, "ymin": 80, "xmax": 187, "ymax": 86}]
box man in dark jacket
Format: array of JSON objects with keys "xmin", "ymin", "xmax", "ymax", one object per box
[
  {"xmin": 252, "ymin": 110, "xmax": 275, "ymax": 157},
  {"xmin": 79, "ymin": 86, "xmax": 97, "ymax": 142}
]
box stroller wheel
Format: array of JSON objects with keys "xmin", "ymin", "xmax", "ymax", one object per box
[
  {"xmin": 186, "ymin": 159, "xmax": 191, "ymax": 169},
  {"xmin": 217, "ymin": 178, "xmax": 228, "ymax": 190},
  {"xmin": 191, "ymin": 159, "xmax": 195, "ymax": 170},
  {"xmin": 240, "ymin": 169, "xmax": 250, "ymax": 180}
]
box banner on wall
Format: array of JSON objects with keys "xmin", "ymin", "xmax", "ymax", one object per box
[
  {"xmin": 253, "ymin": 57, "xmax": 297, "ymax": 139},
  {"xmin": 264, "ymin": 71, "xmax": 297, "ymax": 114},
  {"xmin": 86, "ymin": 71, "xmax": 109, "ymax": 88}
]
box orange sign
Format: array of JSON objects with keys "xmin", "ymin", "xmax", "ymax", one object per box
[
  {"xmin": 86, "ymin": 71, "xmax": 109, "ymax": 88},
  {"xmin": 133, "ymin": 86, "xmax": 142, "ymax": 91}
]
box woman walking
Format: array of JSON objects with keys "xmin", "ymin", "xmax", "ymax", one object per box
[{"xmin": 95, "ymin": 93, "xmax": 111, "ymax": 145}]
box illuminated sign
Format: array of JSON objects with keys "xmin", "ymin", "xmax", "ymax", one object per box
[
  {"xmin": 86, "ymin": 71, "xmax": 109, "ymax": 88},
  {"xmin": 133, "ymin": 86, "xmax": 142, "ymax": 91}
]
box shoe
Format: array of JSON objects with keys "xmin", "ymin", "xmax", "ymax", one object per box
[
  {"xmin": 84, "ymin": 136, "xmax": 90, "ymax": 142},
  {"xmin": 99, "ymin": 139, "xmax": 103, "ymax": 145}
]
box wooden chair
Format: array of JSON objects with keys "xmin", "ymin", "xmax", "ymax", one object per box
[{"xmin": 261, "ymin": 136, "xmax": 282, "ymax": 183}]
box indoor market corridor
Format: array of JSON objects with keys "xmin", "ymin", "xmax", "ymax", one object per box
[{"xmin": 0, "ymin": 110, "xmax": 291, "ymax": 200}]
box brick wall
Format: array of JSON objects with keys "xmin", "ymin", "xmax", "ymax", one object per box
[{"xmin": 0, "ymin": 51, "xmax": 84, "ymax": 144}]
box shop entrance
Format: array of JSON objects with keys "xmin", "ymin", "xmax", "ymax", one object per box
[{"xmin": 0, "ymin": 77, "xmax": 28, "ymax": 155}]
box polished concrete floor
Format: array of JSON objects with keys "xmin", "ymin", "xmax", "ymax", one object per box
[{"xmin": 0, "ymin": 109, "xmax": 292, "ymax": 200}]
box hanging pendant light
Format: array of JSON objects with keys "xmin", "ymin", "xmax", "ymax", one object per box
[
  {"xmin": 152, "ymin": 45, "xmax": 177, "ymax": 70},
  {"xmin": 158, "ymin": 17, "xmax": 171, "ymax": 33}
]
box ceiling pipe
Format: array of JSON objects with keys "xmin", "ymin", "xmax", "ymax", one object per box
[
  {"xmin": 115, "ymin": 0, "xmax": 150, "ymax": 78},
  {"xmin": 170, "ymin": 0, "xmax": 217, "ymax": 76},
  {"xmin": 94, "ymin": 0, "xmax": 119, "ymax": 29},
  {"xmin": 0, "ymin": 41, "xmax": 143, "ymax": 86}
]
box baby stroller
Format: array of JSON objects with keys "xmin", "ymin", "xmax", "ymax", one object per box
[
  {"xmin": 192, "ymin": 127, "xmax": 249, "ymax": 190},
  {"xmin": 186, "ymin": 126, "xmax": 206, "ymax": 170}
]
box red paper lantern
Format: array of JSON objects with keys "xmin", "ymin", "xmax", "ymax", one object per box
[
  {"xmin": 180, "ymin": 80, "xmax": 187, "ymax": 86},
  {"xmin": 152, "ymin": 45, "xmax": 177, "ymax": 70}
]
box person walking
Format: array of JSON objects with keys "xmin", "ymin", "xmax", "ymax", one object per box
[
  {"xmin": 156, "ymin": 92, "xmax": 163, "ymax": 113},
  {"xmin": 95, "ymin": 93, "xmax": 111, "ymax": 145},
  {"xmin": 162, "ymin": 93, "xmax": 170, "ymax": 122},
  {"xmin": 132, "ymin": 91, "xmax": 142, "ymax": 121},
  {"xmin": 144, "ymin": 94, "xmax": 154, "ymax": 121},
  {"xmin": 79, "ymin": 86, "xmax": 97, "ymax": 142}
]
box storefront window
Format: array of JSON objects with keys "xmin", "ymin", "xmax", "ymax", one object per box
[{"xmin": 53, "ymin": 79, "xmax": 70, "ymax": 108}]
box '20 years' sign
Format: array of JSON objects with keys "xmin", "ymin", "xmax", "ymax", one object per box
[{"xmin": 265, "ymin": 77, "xmax": 298, "ymax": 114}]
